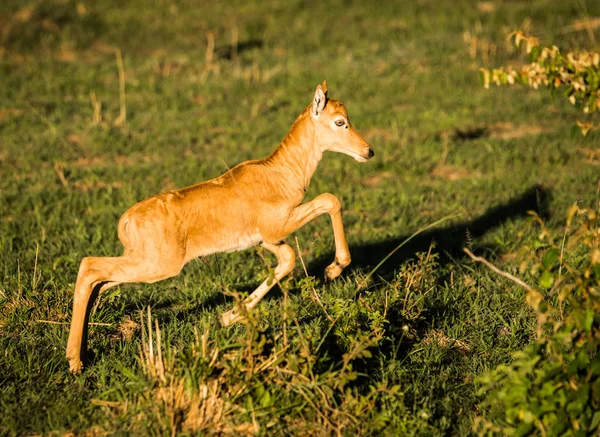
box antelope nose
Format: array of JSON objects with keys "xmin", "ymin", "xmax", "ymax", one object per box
[{"xmin": 367, "ymin": 147, "xmax": 375, "ymax": 159}]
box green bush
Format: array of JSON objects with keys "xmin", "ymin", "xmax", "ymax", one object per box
[{"xmin": 475, "ymin": 205, "xmax": 600, "ymax": 436}]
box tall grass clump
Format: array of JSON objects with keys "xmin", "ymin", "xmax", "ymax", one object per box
[{"xmin": 95, "ymin": 288, "xmax": 416, "ymax": 435}]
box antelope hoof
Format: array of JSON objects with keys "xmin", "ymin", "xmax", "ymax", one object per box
[
  {"xmin": 325, "ymin": 261, "xmax": 344, "ymax": 281},
  {"xmin": 220, "ymin": 308, "xmax": 246, "ymax": 326},
  {"xmin": 67, "ymin": 354, "xmax": 83, "ymax": 374}
]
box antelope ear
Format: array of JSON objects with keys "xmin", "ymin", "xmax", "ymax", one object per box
[{"xmin": 311, "ymin": 82, "xmax": 327, "ymax": 119}]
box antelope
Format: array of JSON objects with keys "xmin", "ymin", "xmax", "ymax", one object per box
[{"xmin": 66, "ymin": 81, "xmax": 374, "ymax": 373}]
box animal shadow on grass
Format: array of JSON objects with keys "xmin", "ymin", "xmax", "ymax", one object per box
[{"xmin": 308, "ymin": 184, "xmax": 548, "ymax": 280}]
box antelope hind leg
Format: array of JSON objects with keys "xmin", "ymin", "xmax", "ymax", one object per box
[
  {"xmin": 67, "ymin": 256, "xmax": 182, "ymax": 373},
  {"xmin": 221, "ymin": 193, "xmax": 351, "ymax": 326},
  {"xmin": 221, "ymin": 242, "xmax": 296, "ymax": 326}
]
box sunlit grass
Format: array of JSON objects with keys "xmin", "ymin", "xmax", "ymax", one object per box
[{"xmin": 1, "ymin": 0, "xmax": 599, "ymax": 435}]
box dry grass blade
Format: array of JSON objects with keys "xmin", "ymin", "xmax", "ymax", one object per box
[
  {"xmin": 114, "ymin": 50, "xmax": 127, "ymax": 128},
  {"xmin": 53, "ymin": 161, "xmax": 70, "ymax": 191},
  {"xmin": 90, "ymin": 91, "xmax": 101, "ymax": 125},
  {"xmin": 205, "ymin": 31, "xmax": 215, "ymax": 65},
  {"xmin": 139, "ymin": 306, "xmax": 166, "ymax": 383}
]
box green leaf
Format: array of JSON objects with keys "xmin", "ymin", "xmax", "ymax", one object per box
[
  {"xmin": 592, "ymin": 263, "xmax": 600, "ymax": 279},
  {"xmin": 583, "ymin": 309, "xmax": 594, "ymax": 332},
  {"xmin": 539, "ymin": 271, "xmax": 554, "ymax": 289},
  {"xmin": 532, "ymin": 240, "xmax": 547, "ymax": 250},
  {"xmin": 587, "ymin": 67, "xmax": 600, "ymax": 92},
  {"xmin": 542, "ymin": 248, "xmax": 560, "ymax": 270},
  {"xmin": 260, "ymin": 389, "xmax": 272, "ymax": 409},
  {"xmin": 589, "ymin": 94, "xmax": 598, "ymax": 113},
  {"xmin": 591, "ymin": 411, "xmax": 600, "ymax": 431}
]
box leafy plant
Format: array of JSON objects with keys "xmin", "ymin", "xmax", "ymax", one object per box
[
  {"xmin": 480, "ymin": 31, "xmax": 600, "ymax": 134},
  {"xmin": 475, "ymin": 203, "xmax": 600, "ymax": 436}
]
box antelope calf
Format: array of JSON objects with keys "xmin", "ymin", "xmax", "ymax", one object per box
[{"xmin": 66, "ymin": 81, "xmax": 374, "ymax": 373}]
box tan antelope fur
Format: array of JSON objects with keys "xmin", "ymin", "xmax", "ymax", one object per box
[{"xmin": 66, "ymin": 81, "xmax": 374, "ymax": 373}]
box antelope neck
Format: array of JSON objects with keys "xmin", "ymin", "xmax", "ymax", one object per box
[{"xmin": 265, "ymin": 108, "xmax": 324, "ymax": 192}]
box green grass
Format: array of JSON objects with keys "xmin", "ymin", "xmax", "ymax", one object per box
[{"xmin": 1, "ymin": 0, "xmax": 600, "ymax": 435}]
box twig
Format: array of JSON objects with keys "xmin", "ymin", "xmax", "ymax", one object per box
[
  {"xmin": 37, "ymin": 319, "xmax": 112, "ymax": 326},
  {"xmin": 558, "ymin": 218, "xmax": 571, "ymax": 280},
  {"xmin": 32, "ymin": 243, "xmax": 39, "ymax": 292},
  {"xmin": 463, "ymin": 248, "xmax": 534, "ymax": 291}
]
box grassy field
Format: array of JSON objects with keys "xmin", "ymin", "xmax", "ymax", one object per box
[{"xmin": 1, "ymin": 0, "xmax": 600, "ymax": 435}]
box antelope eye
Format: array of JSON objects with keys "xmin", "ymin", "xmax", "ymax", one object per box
[{"xmin": 335, "ymin": 119, "xmax": 345, "ymax": 127}]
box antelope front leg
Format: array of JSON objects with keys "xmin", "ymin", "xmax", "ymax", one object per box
[
  {"xmin": 285, "ymin": 193, "xmax": 351, "ymax": 280},
  {"xmin": 221, "ymin": 241, "xmax": 296, "ymax": 326}
]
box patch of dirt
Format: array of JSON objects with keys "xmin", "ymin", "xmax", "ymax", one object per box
[
  {"xmin": 65, "ymin": 134, "xmax": 84, "ymax": 146},
  {"xmin": 0, "ymin": 107, "xmax": 24, "ymax": 121},
  {"xmin": 109, "ymin": 316, "xmax": 138, "ymax": 341},
  {"xmin": 362, "ymin": 171, "xmax": 393, "ymax": 186},
  {"xmin": 577, "ymin": 147, "xmax": 600, "ymax": 165},
  {"xmin": 477, "ymin": 2, "xmax": 496, "ymax": 13},
  {"xmin": 69, "ymin": 153, "xmax": 160, "ymax": 169},
  {"xmin": 431, "ymin": 165, "xmax": 481, "ymax": 181},
  {"xmin": 73, "ymin": 179, "xmax": 123, "ymax": 192},
  {"xmin": 488, "ymin": 122, "xmax": 548, "ymax": 140},
  {"xmin": 451, "ymin": 122, "xmax": 550, "ymax": 142},
  {"xmin": 363, "ymin": 128, "xmax": 397, "ymax": 142}
]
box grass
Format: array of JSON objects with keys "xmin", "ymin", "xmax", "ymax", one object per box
[{"xmin": 1, "ymin": 0, "xmax": 600, "ymax": 435}]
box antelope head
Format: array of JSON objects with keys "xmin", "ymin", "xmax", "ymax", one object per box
[{"xmin": 310, "ymin": 81, "xmax": 374, "ymax": 162}]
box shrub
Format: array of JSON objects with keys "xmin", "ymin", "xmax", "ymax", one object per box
[
  {"xmin": 480, "ymin": 31, "xmax": 600, "ymax": 134},
  {"xmin": 475, "ymin": 204, "xmax": 600, "ymax": 436}
]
